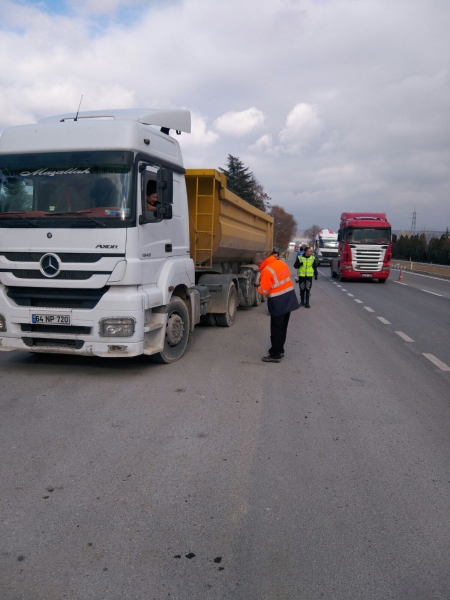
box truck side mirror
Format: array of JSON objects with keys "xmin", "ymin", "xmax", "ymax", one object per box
[
  {"xmin": 157, "ymin": 169, "xmax": 173, "ymax": 203},
  {"xmin": 391, "ymin": 234, "xmax": 397, "ymax": 243},
  {"xmin": 337, "ymin": 230, "xmax": 342, "ymax": 242}
]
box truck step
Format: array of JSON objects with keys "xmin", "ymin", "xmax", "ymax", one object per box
[{"xmin": 144, "ymin": 322, "xmax": 164, "ymax": 333}]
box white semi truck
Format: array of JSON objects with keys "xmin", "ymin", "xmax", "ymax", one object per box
[
  {"xmin": 0, "ymin": 109, "xmax": 273, "ymax": 362},
  {"xmin": 314, "ymin": 229, "xmax": 338, "ymax": 265}
]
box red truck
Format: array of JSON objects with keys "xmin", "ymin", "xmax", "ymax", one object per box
[{"xmin": 331, "ymin": 212, "xmax": 395, "ymax": 283}]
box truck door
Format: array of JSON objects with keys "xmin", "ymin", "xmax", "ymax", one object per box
[{"xmin": 138, "ymin": 165, "xmax": 185, "ymax": 285}]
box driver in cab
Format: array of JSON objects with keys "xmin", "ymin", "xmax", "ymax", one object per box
[{"xmin": 146, "ymin": 181, "xmax": 158, "ymax": 213}]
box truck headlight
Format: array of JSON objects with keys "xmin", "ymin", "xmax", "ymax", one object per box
[
  {"xmin": 99, "ymin": 317, "xmax": 135, "ymax": 338},
  {"xmin": 0, "ymin": 314, "xmax": 6, "ymax": 331}
]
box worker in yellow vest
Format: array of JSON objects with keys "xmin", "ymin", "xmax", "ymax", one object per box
[{"xmin": 294, "ymin": 247, "xmax": 318, "ymax": 308}]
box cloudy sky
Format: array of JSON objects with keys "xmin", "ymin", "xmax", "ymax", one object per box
[{"xmin": 1, "ymin": 0, "xmax": 449, "ymax": 232}]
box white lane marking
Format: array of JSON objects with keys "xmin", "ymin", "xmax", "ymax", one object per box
[
  {"xmin": 337, "ymin": 285, "xmax": 342, "ymax": 288},
  {"xmin": 347, "ymin": 293, "xmax": 354, "ymax": 297},
  {"xmin": 423, "ymin": 354, "xmax": 450, "ymax": 371},
  {"xmin": 355, "ymin": 299, "xmax": 363, "ymax": 304},
  {"xmin": 395, "ymin": 331, "xmax": 414, "ymax": 343},
  {"xmin": 421, "ymin": 289, "xmax": 443, "ymax": 297},
  {"xmin": 364, "ymin": 307, "xmax": 375, "ymax": 313},
  {"xmin": 394, "ymin": 269, "xmax": 450, "ymax": 282},
  {"xmin": 341, "ymin": 289, "xmax": 347, "ymax": 292},
  {"xmin": 394, "ymin": 281, "xmax": 408, "ymax": 286},
  {"xmin": 377, "ymin": 317, "xmax": 391, "ymax": 324}
]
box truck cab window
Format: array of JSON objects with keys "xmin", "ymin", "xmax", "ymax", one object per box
[{"xmin": 146, "ymin": 180, "xmax": 158, "ymax": 215}]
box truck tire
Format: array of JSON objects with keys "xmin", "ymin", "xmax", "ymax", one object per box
[
  {"xmin": 239, "ymin": 268, "xmax": 256, "ymax": 307},
  {"xmin": 216, "ymin": 282, "xmax": 238, "ymax": 327},
  {"xmin": 253, "ymin": 290, "xmax": 262, "ymax": 306},
  {"xmin": 151, "ymin": 297, "xmax": 190, "ymax": 364}
]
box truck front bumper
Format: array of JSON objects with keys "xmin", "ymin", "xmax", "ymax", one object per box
[
  {"xmin": 0, "ymin": 285, "xmax": 150, "ymax": 357},
  {"xmin": 341, "ymin": 268, "xmax": 389, "ymax": 280}
]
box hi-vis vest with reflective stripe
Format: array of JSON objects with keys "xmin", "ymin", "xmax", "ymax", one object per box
[
  {"xmin": 298, "ymin": 255, "xmax": 315, "ymax": 277},
  {"xmin": 258, "ymin": 256, "xmax": 295, "ymax": 298}
]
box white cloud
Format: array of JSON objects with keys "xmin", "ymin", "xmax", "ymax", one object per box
[
  {"xmin": 278, "ymin": 103, "xmax": 324, "ymax": 154},
  {"xmin": 178, "ymin": 112, "xmax": 218, "ymax": 148},
  {"xmin": 0, "ymin": 0, "xmax": 449, "ymax": 230},
  {"xmin": 213, "ymin": 108, "xmax": 265, "ymax": 137},
  {"xmin": 248, "ymin": 134, "xmax": 274, "ymax": 153}
]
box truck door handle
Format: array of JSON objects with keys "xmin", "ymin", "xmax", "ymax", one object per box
[{"xmin": 165, "ymin": 244, "xmax": 172, "ymax": 252}]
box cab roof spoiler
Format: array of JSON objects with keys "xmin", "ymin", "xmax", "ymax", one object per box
[{"xmin": 38, "ymin": 109, "xmax": 191, "ymax": 134}]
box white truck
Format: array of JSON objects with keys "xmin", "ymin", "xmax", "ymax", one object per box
[
  {"xmin": 0, "ymin": 109, "xmax": 273, "ymax": 363},
  {"xmin": 314, "ymin": 229, "xmax": 338, "ymax": 265}
]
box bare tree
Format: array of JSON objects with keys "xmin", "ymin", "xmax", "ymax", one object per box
[
  {"xmin": 303, "ymin": 224, "xmax": 321, "ymax": 246},
  {"xmin": 270, "ymin": 205, "xmax": 297, "ymax": 251}
]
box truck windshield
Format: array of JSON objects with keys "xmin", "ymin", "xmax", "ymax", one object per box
[
  {"xmin": 0, "ymin": 151, "xmax": 134, "ymax": 228},
  {"xmin": 346, "ymin": 228, "xmax": 390, "ymax": 244},
  {"xmin": 319, "ymin": 239, "xmax": 338, "ymax": 248}
]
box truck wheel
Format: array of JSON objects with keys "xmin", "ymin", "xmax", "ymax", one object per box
[
  {"xmin": 216, "ymin": 282, "xmax": 238, "ymax": 327},
  {"xmin": 253, "ymin": 290, "xmax": 262, "ymax": 306},
  {"xmin": 239, "ymin": 268, "xmax": 256, "ymax": 307},
  {"xmin": 151, "ymin": 297, "xmax": 190, "ymax": 364}
]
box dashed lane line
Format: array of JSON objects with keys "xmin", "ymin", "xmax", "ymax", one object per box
[
  {"xmin": 395, "ymin": 331, "xmax": 415, "ymax": 343},
  {"xmin": 377, "ymin": 317, "xmax": 391, "ymax": 324},
  {"xmin": 423, "ymin": 354, "xmax": 450, "ymax": 372},
  {"xmin": 328, "ymin": 277, "xmax": 448, "ymax": 369},
  {"xmin": 394, "ymin": 281, "xmax": 408, "ymax": 286}
]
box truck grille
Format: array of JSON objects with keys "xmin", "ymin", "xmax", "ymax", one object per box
[
  {"xmin": 351, "ymin": 247, "xmax": 385, "ymax": 272},
  {"xmin": 7, "ymin": 270, "xmax": 109, "ymax": 280},
  {"xmin": 1, "ymin": 252, "xmax": 124, "ymax": 263},
  {"xmin": 20, "ymin": 324, "xmax": 92, "ymax": 335},
  {"xmin": 22, "ymin": 337, "xmax": 85, "ymax": 349},
  {"xmin": 6, "ymin": 286, "xmax": 109, "ymax": 309}
]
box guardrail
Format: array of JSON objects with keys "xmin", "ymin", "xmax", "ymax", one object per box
[{"xmin": 391, "ymin": 260, "xmax": 450, "ymax": 280}]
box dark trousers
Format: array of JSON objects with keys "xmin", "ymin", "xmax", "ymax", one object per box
[
  {"xmin": 269, "ymin": 312, "xmax": 291, "ymax": 357},
  {"xmin": 299, "ymin": 276, "xmax": 313, "ymax": 304}
]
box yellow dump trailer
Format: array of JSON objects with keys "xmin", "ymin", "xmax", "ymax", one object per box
[{"xmin": 186, "ymin": 169, "xmax": 273, "ymax": 269}]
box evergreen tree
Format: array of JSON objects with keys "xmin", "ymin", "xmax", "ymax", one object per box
[{"xmin": 220, "ymin": 155, "xmax": 258, "ymax": 208}]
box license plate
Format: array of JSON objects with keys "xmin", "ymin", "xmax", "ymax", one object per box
[
  {"xmin": 361, "ymin": 274, "xmax": 373, "ymax": 278},
  {"xmin": 32, "ymin": 313, "xmax": 71, "ymax": 325}
]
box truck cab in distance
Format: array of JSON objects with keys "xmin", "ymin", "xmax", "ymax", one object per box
[
  {"xmin": 330, "ymin": 212, "xmax": 394, "ymax": 283},
  {"xmin": 314, "ymin": 229, "xmax": 338, "ymax": 265}
]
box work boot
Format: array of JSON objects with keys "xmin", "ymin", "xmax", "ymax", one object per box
[
  {"xmin": 262, "ymin": 355, "xmax": 281, "ymax": 363},
  {"xmin": 305, "ymin": 303, "xmax": 310, "ymax": 308}
]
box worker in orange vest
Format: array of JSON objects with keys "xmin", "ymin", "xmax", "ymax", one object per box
[{"xmin": 254, "ymin": 252, "xmax": 299, "ymax": 362}]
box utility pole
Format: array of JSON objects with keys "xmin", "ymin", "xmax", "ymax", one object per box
[{"xmin": 411, "ymin": 209, "xmax": 416, "ymax": 235}]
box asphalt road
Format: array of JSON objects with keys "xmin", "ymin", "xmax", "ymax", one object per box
[{"xmin": 1, "ymin": 267, "xmax": 449, "ymax": 600}]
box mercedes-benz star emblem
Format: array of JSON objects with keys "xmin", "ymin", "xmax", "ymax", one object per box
[
  {"xmin": 47, "ymin": 232, "xmax": 52, "ymax": 239},
  {"xmin": 40, "ymin": 253, "xmax": 61, "ymax": 278}
]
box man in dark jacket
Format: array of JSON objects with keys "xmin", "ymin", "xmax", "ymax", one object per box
[
  {"xmin": 255, "ymin": 252, "xmax": 299, "ymax": 362},
  {"xmin": 294, "ymin": 246, "xmax": 318, "ymax": 308}
]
